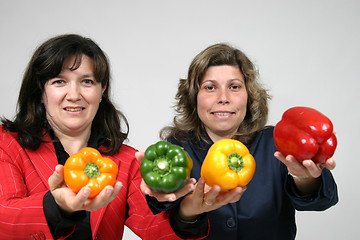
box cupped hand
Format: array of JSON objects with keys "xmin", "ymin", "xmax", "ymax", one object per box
[
  {"xmin": 135, "ymin": 151, "xmax": 196, "ymax": 201},
  {"xmin": 140, "ymin": 178, "xmax": 196, "ymax": 202},
  {"xmin": 48, "ymin": 165, "xmax": 122, "ymax": 214},
  {"xmin": 178, "ymin": 178, "xmax": 246, "ymax": 221},
  {"xmin": 274, "ymin": 151, "xmax": 336, "ymax": 179}
]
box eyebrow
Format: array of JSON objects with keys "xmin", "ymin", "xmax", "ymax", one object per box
[
  {"xmin": 81, "ymin": 74, "xmax": 95, "ymax": 78},
  {"xmin": 201, "ymin": 79, "xmax": 244, "ymax": 84},
  {"xmin": 55, "ymin": 73, "xmax": 95, "ymax": 78}
]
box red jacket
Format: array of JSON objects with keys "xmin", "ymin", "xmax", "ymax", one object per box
[{"xmin": 0, "ymin": 126, "xmax": 184, "ymax": 240}]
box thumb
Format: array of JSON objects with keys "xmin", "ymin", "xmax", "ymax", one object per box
[
  {"xmin": 48, "ymin": 165, "xmax": 65, "ymax": 191},
  {"xmin": 135, "ymin": 151, "xmax": 145, "ymax": 162}
]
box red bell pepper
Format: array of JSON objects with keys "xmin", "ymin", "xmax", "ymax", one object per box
[{"xmin": 273, "ymin": 106, "xmax": 337, "ymax": 163}]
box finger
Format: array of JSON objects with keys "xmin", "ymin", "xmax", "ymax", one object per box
[
  {"xmin": 281, "ymin": 154, "xmax": 304, "ymax": 172},
  {"xmin": 142, "ymin": 181, "xmax": 173, "ymax": 202},
  {"xmin": 143, "ymin": 178, "xmax": 197, "ymax": 202},
  {"xmin": 302, "ymin": 160, "xmax": 322, "ymax": 178},
  {"xmin": 84, "ymin": 183, "xmax": 122, "ymax": 211},
  {"xmin": 111, "ymin": 181, "xmax": 123, "ymax": 199},
  {"xmin": 173, "ymin": 178, "xmax": 196, "ymax": 200},
  {"xmin": 140, "ymin": 179, "xmax": 151, "ymax": 195},
  {"xmin": 135, "ymin": 151, "xmax": 145, "ymax": 162},
  {"xmin": 274, "ymin": 151, "xmax": 285, "ymax": 160},
  {"xmin": 166, "ymin": 179, "xmax": 197, "ymax": 202},
  {"xmin": 76, "ymin": 187, "xmax": 91, "ymax": 204},
  {"xmin": 193, "ymin": 178, "xmax": 207, "ymax": 204},
  {"xmin": 203, "ymin": 184, "xmax": 221, "ymax": 206},
  {"xmin": 227, "ymin": 186, "xmax": 247, "ymax": 203},
  {"xmin": 274, "ymin": 151, "xmax": 294, "ymax": 167},
  {"xmin": 103, "ymin": 182, "xmax": 123, "ymax": 204},
  {"xmin": 48, "ymin": 165, "xmax": 65, "ymax": 191},
  {"xmin": 324, "ymin": 158, "xmax": 336, "ymax": 170}
]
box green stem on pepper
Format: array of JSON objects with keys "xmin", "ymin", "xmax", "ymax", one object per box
[
  {"xmin": 227, "ymin": 152, "xmax": 244, "ymax": 172},
  {"xmin": 153, "ymin": 158, "xmax": 171, "ymax": 175},
  {"xmin": 84, "ymin": 162, "xmax": 100, "ymax": 178}
]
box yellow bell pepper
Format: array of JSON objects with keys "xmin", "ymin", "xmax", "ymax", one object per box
[{"xmin": 201, "ymin": 139, "xmax": 256, "ymax": 190}]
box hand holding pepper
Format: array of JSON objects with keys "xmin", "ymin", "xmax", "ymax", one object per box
[
  {"xmin": 48, "ymin": 164, "xmax": 122, "ymax": 214},
  {"xmin": 178, "ymin": 177, "xmax": 247, "ymax": 221},
  {"xmin": 274, "ymin": 151, "xmax": 336, "ymax": 195},
  {"xmin": 136, "ymin": 151, "xmax": 196, "ymax": 202},
  {"xmin": 201, "ymin": 139, "xmax": 256, "ymax": 190},
  {"xmin": 64, "ymin": 147, "xmax": 119, "ymax": 199},
  {"xmin": 273, "ymin": 106, "xmax": 337, "ymax": 194},
  {"xmin": 140, "ymin": 141, "xmax": 193, "ymax": 193}
]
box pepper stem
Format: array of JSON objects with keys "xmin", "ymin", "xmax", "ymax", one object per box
[
  {"xmin": 85, "ymin": 162, "xmax": 100, "ymax": 178},
  {"xmin": 227, "ymin": 152, "xmax": 244, "ymax": 172},
  {"xmin": 154, "ymin": 158, "xmax": 170, "ymax": 175}
]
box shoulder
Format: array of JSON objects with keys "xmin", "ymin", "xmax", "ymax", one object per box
[
  {"xmin": 120, "ymin": 144, "xmax": 137, "ymax": 154},
  {"xmin": 110, "ymin": 143, "xmax": 138, "ymax": 162},
  {"xmin": 255, "ymin": 126, "xmax": 274, "ymax": 141},
  {"xmin": 0, "ymin": 125, "xmax": 20, "ymax": 147},
  {"xmin": 249, "ymin": 126, "xmax": 276, "ymax": 154}
]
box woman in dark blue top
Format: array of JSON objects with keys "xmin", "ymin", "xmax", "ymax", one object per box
[{"xmin": 142, "ymin": 43, "xmax": 338, "ymax": 240}]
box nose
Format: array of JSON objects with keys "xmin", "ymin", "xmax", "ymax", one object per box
[
  {"xmin": 66, "ymin": 82, "xmax": 81, "ymax": 101},
  {"xmin": 218, "ymin": 89, "xmax": 229, "ymax": 104}
]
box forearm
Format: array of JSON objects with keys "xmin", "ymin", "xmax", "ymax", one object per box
[
  {"xmin": 291, "ymin": 173, "xmax": 322, "ymax": 195},
  {"xmin": 285, "ymin": 168, "xmax": 339, "ymax": 211},
  {"xmin": 169, "ymin": 203, "xmax": 209, "ymax": 239}
]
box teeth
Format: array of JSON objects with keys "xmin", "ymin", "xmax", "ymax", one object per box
[
  {"xmin": 65, "ymin": 108, "xmax": 83, "ymax": 111},
  {"xmin": 214, "ymin": 112, "xmax": 231, "ymax": 116}
]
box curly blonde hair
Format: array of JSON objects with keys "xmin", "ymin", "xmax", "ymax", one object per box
[{"xmin": 160, "ymin": 43, "xmax": 270, "ymax": 146}]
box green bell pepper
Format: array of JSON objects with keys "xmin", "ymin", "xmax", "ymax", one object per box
[{"xmin": 140, "ymin": 141, "xmax": 193, "ymax": 193}]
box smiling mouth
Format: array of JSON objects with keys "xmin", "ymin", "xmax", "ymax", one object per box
[
  {"xmin": 212, "ymin": 112, "xmax": 234, "ymax": 116},
  {"xmin": 64, "ymin": 107, "xmax": 84, "ymax": 112}
]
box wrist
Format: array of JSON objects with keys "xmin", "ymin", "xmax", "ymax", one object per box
[
  {"xmin": 289, "ymin": 173, "xmax": 322, "ymax": 195},
  {"xmin": 288, "ymin": 171, "xmax": 308, "ymax": 180},
  {"xmin": 178, "ymin": 209, "xmax": 200, "ymax": 222},
  {"xmin": 178, "ymin": 202, "xmax": 200, "ymax": 222}
]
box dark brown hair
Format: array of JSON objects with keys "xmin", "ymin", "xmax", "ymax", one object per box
[{"xmin": 1, "ymin": 34, "xmax": 128, "ymax": 155}]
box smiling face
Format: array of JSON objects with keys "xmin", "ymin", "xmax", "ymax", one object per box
[
  {"xmin": 197, "ymin": 65, "xmax": 248, "ymax": 142},
  {"xmin": 42, "ymin": 55, "xmax": 105, "ymax": 137}
]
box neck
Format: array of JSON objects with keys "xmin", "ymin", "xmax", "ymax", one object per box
[
  {"xmin": 53, "ymin": 128, "xmax": 91, "ymax": 156},
  {"xmin": 206, "ymin": 130, "xmax": 234, "ymax": 143}
]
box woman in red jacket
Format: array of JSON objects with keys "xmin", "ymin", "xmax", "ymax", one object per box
[{"xmin": 0, "ymin": 34, "xmax": 210, "ymax": 239}]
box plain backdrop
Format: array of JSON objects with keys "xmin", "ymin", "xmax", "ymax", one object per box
[{"xmin": 1, "ymin": 0, "xmax": 359, "ymax": 239}]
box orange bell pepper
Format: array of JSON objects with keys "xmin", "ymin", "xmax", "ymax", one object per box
[
  {"xmin": 64, "ymin": 147, "xmax": 118, "ymax": 199},
  {"xmin": 201, "ymin": 139, "xmax": 256, "ymax": 190}
]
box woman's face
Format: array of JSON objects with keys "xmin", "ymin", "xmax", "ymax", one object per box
[
  {"xmin": 42, "ymin": 55, "xmax": 105, "ymax": 137},
  {"xmin": 197, "ymin": 65, "xmax": 248, "ymax": 142}
]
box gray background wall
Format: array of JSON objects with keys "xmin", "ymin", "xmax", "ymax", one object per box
[{"xmin": 1, "ymin": 0, "xmax": 359, "ymax": 239}]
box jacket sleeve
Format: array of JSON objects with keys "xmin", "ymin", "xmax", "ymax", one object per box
[
  {"xmin": 285, "ymin": 168, "xmax": 339, "ymax": 211},
  {"xmin": 0, "ymin": 148, "xmax": 54, "ymax": 239}
]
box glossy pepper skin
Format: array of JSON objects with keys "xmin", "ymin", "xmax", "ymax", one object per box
[
  {"xmin": 64, "ymin": 147, "xmax": 119, "ymax": 199},
  {"xmin": 140, "ymin": 141, "xmax": 193, "ymax": 193},
  {"xmin": 201, "ymin": 139, "xmax": 256, "ymax": 190},
  {"xmin": 274, "ymin": 106, "xmax": 337, "ymax": 163}
]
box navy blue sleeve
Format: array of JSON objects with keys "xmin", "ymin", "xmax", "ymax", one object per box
[
  {"xmin": 145, "ymin": 195, "xmax": 181, "ymax": 214},
  {"xmin": 285, "ymin": 168, "xmax": 338, "ymax": 211}
]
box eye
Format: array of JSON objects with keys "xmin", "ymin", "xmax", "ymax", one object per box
[
  {"xmin": 230, "ymin": 84, "xmax": 241, "ymax": 90},
  {"xmin": 201, "ymin": 82, "xmax": 216, "ymax": 91},
  {"xmin": 205, "ymin": 85, "xmax": 215, "ymax": 91},
  {"xmin": 82, "ymin": 79, "xmax": 95, "ymax": 85},
  {"xmin": 49, "ymin": 79, "xmax": 65, "ymax": 85}
]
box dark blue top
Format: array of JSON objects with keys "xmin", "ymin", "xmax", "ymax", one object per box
[{"xmin": 149, "ymin": 127, "xmax": 338, "ymax": 240}]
